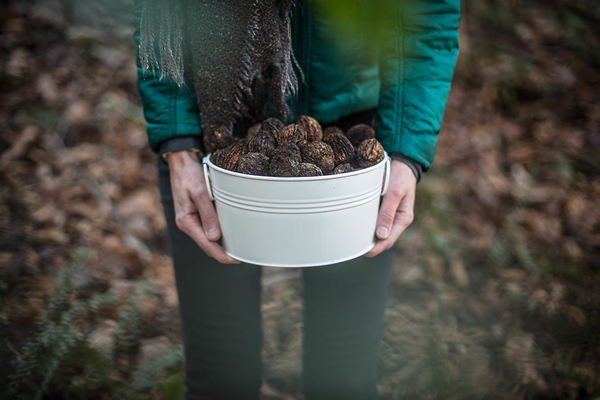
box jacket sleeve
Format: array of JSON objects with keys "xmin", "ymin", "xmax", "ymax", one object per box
[
  {"xmin": 375, "ymin": 0, "xmax": 460, "ymax": 172},
  {"xmin": 133, "ymin": 0, "xmax": 203, "ymax": 153}
]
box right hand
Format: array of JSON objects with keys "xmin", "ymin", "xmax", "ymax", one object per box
[{"xmin": 167, "ymin": 150, "xmax": 240, "ymax": 264}]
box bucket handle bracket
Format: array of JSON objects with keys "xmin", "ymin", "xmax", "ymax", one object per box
[
  {"xmin": 381, "ymin": 156, "xmax": 391, "ymax": 196},
  {"xmin": 202, "ymin": 156, "xmax": 214, "ymax": 201}
]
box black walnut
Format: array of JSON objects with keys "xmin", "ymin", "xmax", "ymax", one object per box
[
  {"xmin": 269, "ymin": 143, "xmax": 302, "ymax": 177},
  {"xmin": 296, "ymin": 115, "xmax": 323, "ymax": 143},
  {"xmin": 346, "ymin": 124, "xmax": 376, "ymax": 147},
  {"xmin": 300, "ymin": 142, "xmax": 335, "ymax": 174},
  {"xmin": 299, "ymin": 163, "xmax": 323, "ymax": 177},
  {"xmin": 332, "ymin": 163, "xmax": 354, "ymax": 174},
  {"xmin": 357, "ymin": 138, "xmax": 384, "ymax": 168},
  {"xmin": 323, "ymin": 126, "xmax": 343, "ymax": 141},
  {"xmin": 203, "ymin": 125, "xmax": 235, "ymax": 154},
  {"xmin": 277, "ymin": 124, "xmax": 308, "ymax": 147},
  {"xmin": 247, "ymin": 130, "xmax": 277, "ymax": 156},
  {"xmin": 210, "ymin": 140, "xmax": 248, "ymax": 172},
  {"xmin": 260, "ymin": 118, "xmax": 285, "ymax": 137},
  {"xmin": 323, "ymin": 132, "xmax": 354, "ymax": 165},
  {"xmin": 238, "ymin": 152, "xmax": 271, "ymax": 176}
]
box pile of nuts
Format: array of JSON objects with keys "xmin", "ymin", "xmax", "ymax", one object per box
[{"xmin": 205, "ymin": 116, "xmax": 385, "ymax": 177}]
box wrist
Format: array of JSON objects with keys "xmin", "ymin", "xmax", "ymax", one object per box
[
  {"xmin": 391, "ymin": 160, "xmax": 417, "ymax": 186},
  {"xmin": 387, "ymin": 153, "xmax": 423, "ymax": 183},
  {"xmin": 165, "ymin": 148, "xmax": 202, "ymax": 167},
  {"xmin": 158, "ymin": 136, "xmax": 205, "ymax": 163}
]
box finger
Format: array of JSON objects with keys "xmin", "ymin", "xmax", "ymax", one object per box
[
  {"xmin": 364, "ymin": 213, "xmax": 406, "ymax": 257},
  {"xmin": 365, "ymin": 190, "xmax": 415, "ymax": 258},
  {"xmin": 190, "ymin": 184, "xmax": 221, "ymax": 242},
  {"xmin": 374, "ymin": 187, "xmax": 403, "ymax": 240},
  {"xmin": 176, "ymin": 213, "xmax": 240, "ymax": 264}
]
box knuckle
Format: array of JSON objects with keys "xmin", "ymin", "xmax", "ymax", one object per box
[
  {"xmin": 389, "ymin": 187, "xmax": 403, "ymax": 199},
  {"xmin": 175, "ymin": 215, "xmax": 186, "ymax": 230},
  {"xmin": 191, "ymin": 186, "xmax": 206, "ymax": 198}
]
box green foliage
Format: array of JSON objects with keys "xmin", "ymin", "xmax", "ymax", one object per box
[
  {"xmin": 160, "ymin": 372, "xmax": 186, "ymax": 400},
  {"xmin": 116, "ymin": 345, "xmax": 184, "ymax": 400},
  {"xmin": 284, "ymin": 288, "xmax": 297, "ymax": 303},
  {"xmin": 113, "ymin": 279, "xmax": 158, "ymax": 380},
  {"xmin": 2, "ymin": 248, "xmax": 184, "ymax": 400},
  {"xmin": 2, "ymin": 248, "xmax": 118, "ymax": 400}
]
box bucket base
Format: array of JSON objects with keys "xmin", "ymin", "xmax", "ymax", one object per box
[{"xmin": 225, "ymin": 241, "xmax": 376, "ymax": 268}]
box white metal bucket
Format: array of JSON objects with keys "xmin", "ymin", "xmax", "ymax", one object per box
[{"xmin": 202, "ymin": 153, "xmax": 391, "ymax": 267}]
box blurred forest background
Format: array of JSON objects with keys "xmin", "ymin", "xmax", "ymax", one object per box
[{"xmin": 1, "ymin": 0, "xmax": 599, "ymax": 399}]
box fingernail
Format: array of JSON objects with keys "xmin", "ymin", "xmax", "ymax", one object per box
[
  {"xmin": 377, "ymin": 226, "xmax": 388, "ymax": 239},
  {"xmin": 206, "ymin": 228, "xmax": 220, "ymax": 239},
  {"xmin": 228, "ymin": 256, "xmax": 239, "ymax": 263}
]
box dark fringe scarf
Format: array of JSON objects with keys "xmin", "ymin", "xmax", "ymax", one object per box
[{"xmin": 138, "ymin": 0, "xmax": 298, "ymax": 135}]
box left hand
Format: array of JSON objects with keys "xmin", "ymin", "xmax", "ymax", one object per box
[{"xmin": 364, "ymin": 160, "xmax": 416, "ymax": 257}]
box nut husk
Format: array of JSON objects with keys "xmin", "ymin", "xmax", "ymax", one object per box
[
  {"xmin": 300, "ymin": 142, "xmax": 335, "ymax": 174},
  {"xmin": 357, "ymin": 138, "xmax": 384, "ymax": 168},
  {"xmin": 299, "ymin": 163, "xmax": 323, "ymax": 177},
  {"xmin": 269, "ymin": 143, "xmax": 302, "ymax": 177},
  {"xmin": 346, "ymin": 124, "xmax": 376, "ymax": 147},
  {"xmin": 247, "ymin": 130, "xmax": 277, "ymax": 156},
  {"xmin": 203, "ymin": 125, "xmax": 235, "ymax": 154},
  {"xmin": 210, "ymin": 140, "xmax": 248, "ymax": 172},
  {"xmin": 323, "ymin": 132, "xmax": 354, "ymax": 165},
  {"xmin": 238, "ymin": 152, "xmax": 271, "ymax": 176},
  {"xmin": 332, "ymin": 163, "xmax": 354, "ymax": 174},
  {"xmin": 277, "ymin": 124, "xmax": 308, "ymax": 147},
  {"xmin": 260, "ymin": 118, "xmax": 285, "ymax": 137},
  {"xmin": 323, "ymin": 126, "xmax": 343, "ymax": 141},
  {"xmin": 296, "ymin": 115, "xmax": 322, "ymax": 143}
]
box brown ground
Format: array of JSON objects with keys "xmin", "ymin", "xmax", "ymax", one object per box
[{"xmin": 1, "ymin": 0, "xmax": 599, "ymax": 399}]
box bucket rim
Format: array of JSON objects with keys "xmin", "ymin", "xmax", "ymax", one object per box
[{"xmin": 204, "ymin": 151, "xmax": 390, "ymax": 182}]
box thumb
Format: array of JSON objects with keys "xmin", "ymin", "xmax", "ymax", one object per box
[{"xmin": 375, "ymin": 189, "xmax": 402, "ymax": 240}]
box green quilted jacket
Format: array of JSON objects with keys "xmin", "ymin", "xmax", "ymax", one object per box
[{"xmin": 133, "ymin": 0, "xmax": 460, "ymax": 172}]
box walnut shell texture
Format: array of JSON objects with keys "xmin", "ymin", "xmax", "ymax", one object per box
[
  {"xmin": 300, "ymin": 142, "xmax": 335, "ymax": 174},
  {"xmin": 323, "ymin": 132, "xmax": 354, "ymax": 165},
  {"xmin": 203, "ymin": 125, "xmax": 235, "ymax": 154},
  {"xmin": 260, "ymin": 118, "xmax": 285, "ymax": 137},
  {"xmin": 238, "ymin": 152, "xmax": 271, "ymax": 176},
  {"xmin": 277, "ymin": 124, "xmax": 308, "ymax": 147},
  {"xmin": 269, "ymin": 143, "xmax": 302, "ymax": 177},
  {"xmin": 296, "ymin": 115, "xmax": 323, "ymax": 143},
  {"xmin": 299, "ymin": 163, "xmax": 323, "ymax": 177},
  {"xmin": 210, "ymin": 140, "xmax": 248, "ymax": 172},
  {"xmin": 332, "ymin": 163, "xmax": 354, "ymax": 174},
  {"xmin": 247, "ymin": 131, "xmax": 277, "ymax": 156},
  {"xmin": 357, "ymin": 138, "xmax": 384, "ymax": 168},
  {"xmin": 323, "ymin": 126, "xmax": 343, "ymax": 141},
  {"xmin": 346, "ymin": 124, "xmax": 376, "ymax": 147}
]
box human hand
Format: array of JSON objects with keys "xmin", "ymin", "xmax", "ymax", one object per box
[
  {"xmin": 167, "ymin": 150, "xmax": 240, "ymax": 264},
  {"xmin": 364, "ymin": 160, "xmax": 416, "ymax": 257}
]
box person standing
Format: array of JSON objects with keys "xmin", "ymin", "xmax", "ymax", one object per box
[{"xmin": 133, "ymin": 0, "xmax": 460, "ymax": 398}]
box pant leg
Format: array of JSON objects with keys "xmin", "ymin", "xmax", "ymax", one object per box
[
  {"xmin": 158, "ymin": 157, "xmax": 263, "ymax": 400},
  {"xmin": 302, "ymin": 249, "xmax": 394, "ymax": 400}
]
